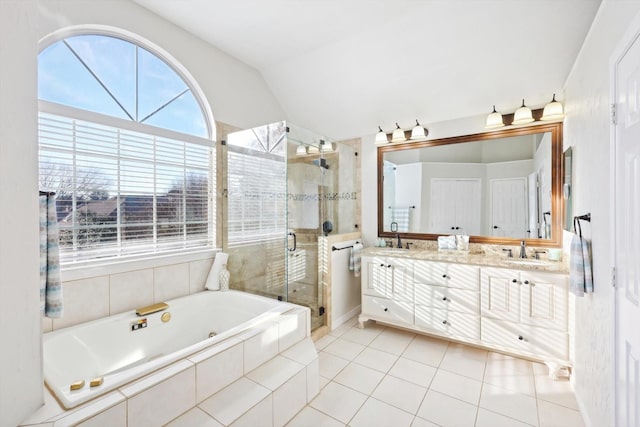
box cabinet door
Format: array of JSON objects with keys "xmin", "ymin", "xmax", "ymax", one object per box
[
  {"xmin": 519, "ymin": 271, "xmax": 568, "ymax": 331},
  {"xmin": 481, "ymin": 267, "xmax": 520, "ymax": 322},
  {"xmin": 362, "ymin": 256, "xmax": 392, "ymax": 298},
  {"xmin": 362, "ymin": 295, "xmax": 413, "ymax": 325},
  {"xmin": 415, "ymin": 306, "xmax": 480, "ymax": 340},
  {"xmin": 390, "ymin": 258, "xmax": 414, "ymax": 302}
]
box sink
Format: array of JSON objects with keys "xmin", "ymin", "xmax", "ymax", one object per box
[{"xmin": 505, "ymin": 259, "xmax": 546, "ymax": 266}]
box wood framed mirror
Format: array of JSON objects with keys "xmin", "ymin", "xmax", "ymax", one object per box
[{"xmin": 377, "ymin": 122, "xmax": 563, "ymax": 247}]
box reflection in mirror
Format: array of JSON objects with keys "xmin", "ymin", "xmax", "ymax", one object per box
[
  {"xmin": 563, "ymin": 147, "xmax": 573, "ymax": 231},
  {"xmin": 378, "ymin": 122, "xmax": 563, "ymax": 247}
]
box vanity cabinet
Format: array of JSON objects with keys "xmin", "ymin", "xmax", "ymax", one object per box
[
  {"xmin": 480, "ymin": 267, "xmax": 569, "ymax": 361},
  {"xmin": 359, "ymin": 255, "xmax": 571, "ymax": 367}
]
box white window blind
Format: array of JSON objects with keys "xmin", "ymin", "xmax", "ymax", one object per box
[
  {"xmin": 227, "ymin": 123, "xmax": 287, "ymax": 246},
  {"xmin": 39, "ymin": 109, "xmax": 215, "ymax": 264}
]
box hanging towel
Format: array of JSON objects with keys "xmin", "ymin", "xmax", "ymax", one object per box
[
  {"xmin": 39, "ymin": 195, "xmax": 63, "ymax": 318},
  {"xmin": 349, "ymin": 243, "xmax": 363, "ymax": 277},
  {"xmin": 390, "ymin": 208, "xmax": 410, "ymax": 232},
  {"xmin": 569, "ymin": 234, "xmax": 594, "ymax": 296}
]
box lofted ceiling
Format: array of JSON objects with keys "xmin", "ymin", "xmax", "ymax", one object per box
[{"xmin": 133, "ymin": 0, "xmax": 601, "ymax": 140}]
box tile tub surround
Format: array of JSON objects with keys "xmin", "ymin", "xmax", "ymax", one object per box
[
  {"xmin": 42, "ymin": 252, "xmax": 216, "ymax": 333},
  {"xmin": 23, "ymin": 306, "xmax": 318, "ymax": 427}
]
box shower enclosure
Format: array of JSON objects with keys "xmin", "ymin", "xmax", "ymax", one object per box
[{"xmin": 225, "ymin": 121, "xmax": 357, "ymax": 331}]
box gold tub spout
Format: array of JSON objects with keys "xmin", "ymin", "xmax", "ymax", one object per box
[{"xmin": 136, "ymin": 302, "xmax": 168, "ymax": 316}]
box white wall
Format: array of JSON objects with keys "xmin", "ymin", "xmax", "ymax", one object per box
[
  {"xmin": 0, "ymin": 2, "xmax": 43, "ymax": 426},
  {"xmin": 36, "ymin": 0, "xmax": 285, "ymax": 130},
  {"xmin": 563, "ymin": 2, "xmax": 640, "ymax": 426}
]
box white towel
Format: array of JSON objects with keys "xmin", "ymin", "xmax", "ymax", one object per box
[
  {"xmin": 206, "ymin": 252, "xmax": 229, "ymax": 291},
  {"xmin": 437, "ymin": 235, "xmax": 457, "ymax": 250},
  {"xmin": 569, "ymin": 234, "xmax": 593, "ymax": 296},
  {"xmin": 349, "ymin": 243, "xmax": 363, "ymax": 277}
]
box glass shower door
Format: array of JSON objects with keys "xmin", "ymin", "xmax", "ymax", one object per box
[{"xmin": 286, "ymin": 125, "xmax": 327, "ymax": 331}]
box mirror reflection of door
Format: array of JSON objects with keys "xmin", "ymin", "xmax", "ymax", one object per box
[
  {"xmin": 490, "ymin": 178, "xmax": 527, "ymax": 238},
  {"xmin": 430, "ymin": 178, "xmax": 481, "ymax": 235}
]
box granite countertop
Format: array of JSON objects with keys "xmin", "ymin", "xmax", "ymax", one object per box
[{"xmin": 361, "ymin": 247, "xmax": 569, "ymax": 274}]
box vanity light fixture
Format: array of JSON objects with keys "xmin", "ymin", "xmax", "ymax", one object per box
[
  {"xmin": 410, "ymin": 120, "xmax": 428, "ymax": 140},
  {"xmin": 296, "ymin": 145, "xmax": 307, "ymax": 156},
  {"xmin": 541, "ymin": 94, "xmax": 564, "ymax": 120},
  {"xmin": 319, "ymin": 140, "xmax": 334, "ymax": 152},
  {"xmin": 485, "ymin": 105, "xmax": 505, "ymax": 129},
  {"xmin": 512, "ymin": 99, "xmax": 534, "ymax": 125},
  {"xmin": 375, "ymin": 126, "xmax": 389, "ymax": 145},
  {"xmin": 308, "ymin": 144, "xmax": 320, "ymax": 154},
  {"xmin": 391, "ymin": 123, "xmax": 407, "ymax": 143}
]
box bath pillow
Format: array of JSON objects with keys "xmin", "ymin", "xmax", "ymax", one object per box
[{"xmin": 205, "ymin": 252, "xmax": 229, "ymax": 291}]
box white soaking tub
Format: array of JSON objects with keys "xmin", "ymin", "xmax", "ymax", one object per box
[{"xmin": 43, "ymin": 290, "xmax": 298, "ymax": 409}]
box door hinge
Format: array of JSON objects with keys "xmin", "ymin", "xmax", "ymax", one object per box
[
  {"xmin": 611, "ymin": 103, "xmax": 617, "ymax": 125},
  {"xmin": 612, "ymin": 266, "xmax": 617, "ymax": 288}
]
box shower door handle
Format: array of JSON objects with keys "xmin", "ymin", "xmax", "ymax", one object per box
[{"xmin": 288, "ymin": 232, "xmax": 297, "ymax": 252}]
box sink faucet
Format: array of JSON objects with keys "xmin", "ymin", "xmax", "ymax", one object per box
[
  {"xmin": 519, "ymin": 240, "xmax": 527, "ymax": 259},
  {"xmin": 396, "ymin": 234, "xmax": 402, "ymax": 248}
]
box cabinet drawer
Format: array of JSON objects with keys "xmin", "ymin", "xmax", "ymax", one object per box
[
  {"xmin": 414, "ymin": 261, "xmax": 480, "ymax": 290},
  {"xmin": 481, "ymin": 318, "xmax": 568, "ymax": 361},
  {"xmin": 362, "ymin": 295, "xmax": 413, "ymax": 325},
  {"xmin": 414, "ymin": 286, "xmax": 480, "ymax": 315},
  {"xmin": 415, "ymin": 306, "xmax": 480, "ymax": 340}
]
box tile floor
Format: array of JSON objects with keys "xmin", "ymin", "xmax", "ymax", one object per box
[{"xmin": 286, "ymin": 317, "xmax": 584, "ymax": 427}]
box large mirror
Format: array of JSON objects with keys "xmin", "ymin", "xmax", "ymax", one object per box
[{"xmin": 378, "ymin": 122, "xmax": 563, "ymax": 247}]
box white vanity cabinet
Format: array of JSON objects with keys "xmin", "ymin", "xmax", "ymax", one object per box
[
  {"xmin": 358, "ymin": 253, "xmax": 572, "ymax": 369},
  {"xmin": 413, "ymin": 261, "xmax": 481, "ymax": 340},
  {"xmin": 480, "ymin": 267, "xmax": 569, "ymax": 361},
  {"xmin": 360, "ymin": 255, "xmax": 414, "ymax": 325}
]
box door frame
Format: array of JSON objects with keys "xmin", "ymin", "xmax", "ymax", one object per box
[{"xmin": 610, "ymin": 10, "xmax": 640, "ymax": 427}]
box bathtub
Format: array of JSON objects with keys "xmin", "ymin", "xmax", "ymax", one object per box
[{"xmin": 43, "ymin": 290, "xmax": 302, "ymax": 409}]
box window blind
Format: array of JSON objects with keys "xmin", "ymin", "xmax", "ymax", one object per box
[{"xmin": 39, "ymin": 110, "xmax": 215, "ymax": 264}]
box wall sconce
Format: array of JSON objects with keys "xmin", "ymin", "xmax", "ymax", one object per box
[
  {"xmin": 541, "ymin": 94, "xmax": 564, "ymax": 120},
  {"xmin": 410, "ymin": 120, "xmax": 428, "ymax": 140},
  {"xmin": 512, "ymin": 99, "xmax": 534, "ymax": 125},
  {"xmin": 375, "ymin": 126, "xmax": 389, "ymax": 145},
  {"xmin": 391, "ymin": 123, "xmax": 407, "ymax": 143},
  {"xmin": 485, "ymin": 105, "xmax": 504, "ymax": 129}
]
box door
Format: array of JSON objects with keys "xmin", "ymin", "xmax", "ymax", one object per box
[
  {"xmin": 430, "ymin": 178, "xmax": 481, "ymax": 234},
  {"xmin": 490, "ymin": 178, "xmax": 528, "ymax": 238},
  {"xmin": 528, "ymin": 172, "xmax": 540, "ymax": 238},
  {"xmin": 614, "ymin": 24, "xmax": 640, "ymax": 427}
]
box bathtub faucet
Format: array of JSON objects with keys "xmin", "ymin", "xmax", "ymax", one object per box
[{"xmin": 136, "ymin": 302, "xmax": 169, "ymax": 316}]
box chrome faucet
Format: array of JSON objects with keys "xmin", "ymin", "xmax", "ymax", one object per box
[
  {"xmin": 396, "ymin": 234, "xmax": 402, "ymax": 248},
  {"xmin": 519, "ymin": 240, "xmax": 527, "ymax": 259}
]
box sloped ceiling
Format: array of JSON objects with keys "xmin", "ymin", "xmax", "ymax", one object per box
[{"xmin": 133, "ymin": 0, "xmax": 601, "ymax": 140}]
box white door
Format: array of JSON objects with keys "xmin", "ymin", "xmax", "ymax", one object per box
[
  {"xmin": 614, "ymin": 22, "xmax": 640, "ymax": 427},
  {"xmin": 490, "ymin": 178, "xmax": 528, "ymax": 238},
  {"xmin": 454, "ymin": 179, "xmax": 482, "ymax": 235},
  {"xmin": 430, "ymin": 179, "xmax": 481, "ymax": 235},
  {"xmin": 429, "ymin": 179, "xmax": 458, "ymax": 234}
]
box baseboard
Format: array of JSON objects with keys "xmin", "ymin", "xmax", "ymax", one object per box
[
  {"xmin": 571, "ymin": 376, "xmax": 592, "ymax": 427},
  {"xmin": 332, "ymin": 305, "xmax": 361, "ymax": 330}
]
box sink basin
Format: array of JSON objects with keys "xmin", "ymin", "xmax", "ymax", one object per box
[{"xmin": 505, "ymin": 259, "xmax": 546, "ymax": 266}]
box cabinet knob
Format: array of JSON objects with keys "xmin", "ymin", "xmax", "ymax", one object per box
[
  {"xmin": 451, "ymin": 226, "xmax": 455, "ymax": 230},
  {"xmin": 384, "ymin": 308, "xmax": 388, "ymax": 312},
  {"xmin": 442, "ymin": 274, "xmax": 448, "ymax": 279},
  {"xmin": 387, "ymin": 264, "xmax": 392, "ymax": 268},
  {"xmin": 512, "ymin": 279, "xmax": 517, "ymax": 283},
  {"xmin": 442, "ymin": 320, "xmax": 448, "ymax": 325},
  {"xmin": 442, "ymin": 296, "xmax": 448, "ymax": 301},
  {"xmin": 380, "ymin": 264, "xmax": 385, "ymax": 267},
  {"xmin": 493, "ymin": 225, "xmax": 499, "ymax": 229},
  {"xmin": 524, "ymin": 280, "xmax": 530, "ymax": 285},
  {"xmin": 518, "ymin": 335, "xmax": 524, "ymax": 341}
]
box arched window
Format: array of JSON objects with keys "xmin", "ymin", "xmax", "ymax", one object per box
[{"xmin": 38, "ymin": 31, "xmax": 215, "ymax": 265}]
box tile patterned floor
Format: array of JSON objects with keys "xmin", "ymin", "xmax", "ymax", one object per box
[{"xmin": 287, "ymin": 318, "xmax": 585, "ymax": 427}]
